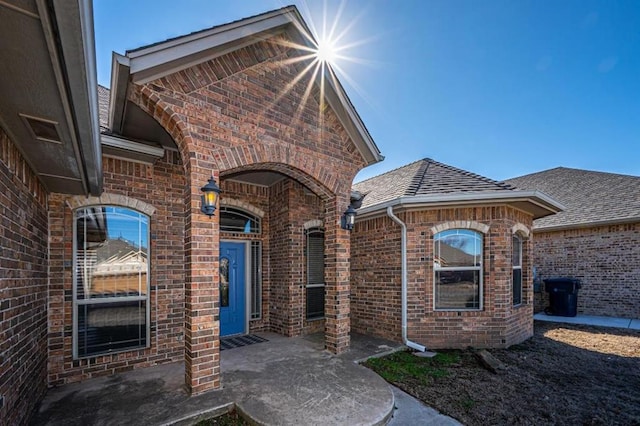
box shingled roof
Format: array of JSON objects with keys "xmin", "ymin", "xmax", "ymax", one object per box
[
  {"xmin": 97, "ymin": 85, "xmax": 110, "ymax": 131},
  {"xmin": 506, "ymin": 167, "xmax": 640, "ymax": 230},
  {"xmin": 354, "ymin": 158, "xmax": 516, "ymax": 209}
]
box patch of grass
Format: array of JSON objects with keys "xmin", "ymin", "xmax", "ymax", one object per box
[{"xmin": 365, "ymin": 350, "xmax": 460, "ymax": 384}]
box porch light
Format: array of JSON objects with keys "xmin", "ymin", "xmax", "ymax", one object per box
[
  {"xmin": 341, "ymin": 205, "xmax": 356, "ymax": 231},
  {"xmin": 200, "ymin": 176, "xmax": 221, "ymax": 217}
]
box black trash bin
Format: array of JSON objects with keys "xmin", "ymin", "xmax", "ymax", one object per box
[{"xmin": 544, "ymin": 278, "xmax": 581, "ymax": 317}]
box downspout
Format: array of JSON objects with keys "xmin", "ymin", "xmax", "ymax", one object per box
[{"xmin": 386, "ymin": 206, "xmax": 426, "ymax": 352}]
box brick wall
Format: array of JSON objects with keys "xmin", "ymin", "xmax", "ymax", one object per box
[
  {"xmin": 268, "ymin": 179, "xmax": 324, "ymax": 336},
  {"xmin": 533, "ymin": 223, "xmax": 640, "ymax": 318},
  {"xmin": 351, "ymin": 205, "xmax": 534, "ymax": 349},
  {"xmin": 47, "ymin": 152, "xmax": 186, "ymax": 386},
  {"xmin": 0, "ymin": 128, "xmax": 49, "ymax": 425}
]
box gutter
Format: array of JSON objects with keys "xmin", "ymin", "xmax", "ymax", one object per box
[{"xmin": 386, "ymin": 206, "xmax": 426, "ymax": 352}]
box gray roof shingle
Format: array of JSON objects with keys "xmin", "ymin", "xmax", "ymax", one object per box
[
  {"xmin": 506, "ymin": 167, "xmax": 640, "ymax": 230},
  {"xmin": 353, "ymin": 158, "xmax": 515, "ymax": 210},
  {"xmin": 97, "ymin": 85, "xmax": 110, "ymax": 130}
]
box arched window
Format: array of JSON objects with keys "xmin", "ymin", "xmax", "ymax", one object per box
[
  {"xmin": 220, "ymin": 206, "xmax": 261, "ymax": 234},
  {"xmin": 434, "ymin": 229, "xmax": 483, "ymax": 310},
  {"xmin": 73, "ymin": 206, "xmax": 150, "ymax": 358}
]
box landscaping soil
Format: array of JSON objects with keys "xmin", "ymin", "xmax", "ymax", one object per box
[{"xmin": 371, "ymin": 322, "xmax": 640, "ymax": 425}]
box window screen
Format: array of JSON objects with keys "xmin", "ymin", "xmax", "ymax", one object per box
[{"xmin": 306, "ymin": 228, "xmax": 325, "ymax": 319}]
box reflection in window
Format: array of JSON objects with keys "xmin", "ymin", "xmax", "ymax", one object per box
[
  {"xmin": 74, "ymin": 206, "xmax": 149, "ymax": 358},
  {"xmin": 220, "ymin": 257, "xmax": 229, "ymax": 307},
  {"xmin": 220, "ymin": 206, "xmax": 260, "ymax": 234},
  {"xmin": 513, "ymin": 235, "xmax": 523, "ymax": 306},
  {"xmin": 434, "ymin": 229, "xmax": 483, "ymax": 310}
]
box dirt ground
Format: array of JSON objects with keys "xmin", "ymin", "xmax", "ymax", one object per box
[{"xmin": 369, "ymin": 321, "xmax": 640, "ymax": 425}]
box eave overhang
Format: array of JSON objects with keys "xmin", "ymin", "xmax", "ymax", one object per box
[
  {"xmin": 108, "ymin": 5, "xmax": 383, "ymax": 166},
  {"xmin": 355, "ymin": 190, "xmax": 565, "ymax": 221},
  {"xmin": 0, "ymin": 0, "xmax": 102, "ymax": 195}
]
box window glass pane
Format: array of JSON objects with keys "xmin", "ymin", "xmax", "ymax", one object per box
[
  {"xmin": 250, "ymin": 241, "xmax": 262, "ymax": 320},
  {"xmin": 220, "ymin": 207, "xmax": 260, "ymax": 233},
  {"xmin": 435, "ymin": 270, "xmax": 481, "ymax": 309},
  {"xmin": 513, "ymin": 268, "xmax": 522, "ymax": 305},
  {"xmin": 434, "ymin": 229, "xmax": 482, "ymax": 267},
  {"xmin": 74, "ymin": 206, "xmax": 149, "ymax": 357},
  {"xmin": 307, "ymin": 230, "xmax": 325, "ymax": 285},
  {"xmin": 512, "ymin": 236, "xmax": 522, "ymax": 267},
  {"xmin": 77, "ymin": 300, "xmax": 147, "ymax": 357},
  {"xmin": 75, "ymin": 207, "xmax": 148, "ymax": 299},
  {"xmin": 220, "ymin": 257, "xmax": 229, "ymax": 307},
  {"xmin": 306, "ymin": 285, "xmax": 325, "ymax": 320}
]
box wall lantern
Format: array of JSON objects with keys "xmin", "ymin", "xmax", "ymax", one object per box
[
  {"xmin": 200, "ymin": 176, "xmax": 221, "ymax": 217},
  {"xmin": 340, "ymin": 205, "xmax": 357, "ymax": 231}
]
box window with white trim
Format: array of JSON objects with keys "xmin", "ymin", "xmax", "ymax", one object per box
[
  {"xmin": 306, "ymin": 227, "xmax": 325, "ymax": 320},
  {"xmin": 513, "ymin": 235, "xmax": 523, "ymax": 306},
  {"xmin": 74, "ymin": 206, "xmax": 150, "ymax": 358},
  {"xmin": 434, "ymin": 229, "xmax": 483, "ymax": 310}
]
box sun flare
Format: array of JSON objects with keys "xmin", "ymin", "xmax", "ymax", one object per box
[{"xmin": 316, "ymin": 38, "xmax": 337, "ymax": 65}]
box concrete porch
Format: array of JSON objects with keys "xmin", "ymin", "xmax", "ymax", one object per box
[{"xmin": 32, "ymin": 333, "xmax": 404, "ymax": 425}]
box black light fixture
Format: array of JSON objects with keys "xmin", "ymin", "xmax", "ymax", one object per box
[
  {"xmin": 200, "ymin": 176, "xmax": 221, "ymax": 217},
  {"xmin": 341, "ymin": 204, "xmax": 356, "ymax": 231}
]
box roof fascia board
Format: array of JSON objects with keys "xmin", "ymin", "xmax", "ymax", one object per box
[
  {"xmin": 533, "ymin": 217, "xmax": 639, "ymax": 232},
  {"xmin": 109, "ymin": 53, "xmax": 130, "ymax": 133},
  {"xmin": 356, "ymin": 191, "xmax": 565, "ymax": 219},
  {"xmin": 321, "ymin": 66, "xmax": 383, "ymax": 165},
  {"xmin": 132, "ymin": 30, "xmax": 283, "ymax": 84},
  {"xmin": 101, "ymin": 134, "xmax": 165, "ymax": 157},
  {"xmin": 127, "ymin": 13, "xmax": 293, "ymax": 76}
]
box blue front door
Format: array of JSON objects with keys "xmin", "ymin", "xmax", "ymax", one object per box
[{"xmin": 220, "ymin": 242, "xmax": 246, "ymax": 336}]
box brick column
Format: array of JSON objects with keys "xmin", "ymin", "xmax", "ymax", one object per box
[
  {"xmin": 324, "ymin": 194, "xmax": 351, "ymax": 354},
  {"xmin": 184, "ymin": 160, "xmax": 221, "ymax": 394}
]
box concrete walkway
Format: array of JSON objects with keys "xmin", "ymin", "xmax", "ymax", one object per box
[
  {"xmin": 31, "ymin": 332, "xmax": 458, "ymax": 425},
  {"xmin": 534, "ymin": 312, "xmax": 640, "ymax": 330}
]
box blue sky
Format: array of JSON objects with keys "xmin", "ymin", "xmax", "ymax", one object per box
[{"xmin": 93, "ymin": 0, "xmax": 639, "ymax": 182}]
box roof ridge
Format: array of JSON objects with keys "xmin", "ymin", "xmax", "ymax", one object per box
[
  {"xmin": 404, "ymin": 158, "xmax": 431, "ymax": 196},
  {"xmin": 429, "ymin": 159, "xmax": 516, "ymax": 190},
  {"xmin": 354, "ymin": 159, "xmax": 425, "ymax": 186},
  {"xmin": 509, "ymin": 166, "xmax": 639, "ymax": 181}
]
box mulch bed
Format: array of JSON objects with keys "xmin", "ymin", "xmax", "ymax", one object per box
[{"xmin": 365, "ymin": 321, "xmax": 640, "ymax": 425}]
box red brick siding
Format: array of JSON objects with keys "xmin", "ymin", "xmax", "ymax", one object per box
[
  {"xmin": 47, "ymin": 152, "xmax": 186, "ymax": 386},
  {"xmin": 268, "ymin": 179, "xmax": 324, "ymax": 336},
  {"xmin": 120, "ymin": 32, "xmax": 368, "ymax": 389},
  {"xmin": 0, "ymin": 129, "xmax": 49, "ymax": 425},
  {"xmin": 533, "ymin": 223, "xmax": 640, "ymax": 318},
  {"xmin": 351, "ymin": 216, "xmax": 402, "ymax": 340},
  {"xmin": 351, "ymin": 206, "xmax": 534, "ymax": 349}
]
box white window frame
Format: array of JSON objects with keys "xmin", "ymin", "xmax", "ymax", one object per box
[
  {"xmin": 72, "ymin": 206, "xmax": 151, "ymax": 359},
  {"xmin": 433, "ymin": 229, "xmax": 483, "ymax": 311}
]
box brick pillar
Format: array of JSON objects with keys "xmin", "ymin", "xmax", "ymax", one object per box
[
  {"xmin": 184, "ymin": 160, "xmax": 221, "ymax": 394},
  {"xmin": 324, "ymin": 194, "xmax": 351, "ymax": 354}
]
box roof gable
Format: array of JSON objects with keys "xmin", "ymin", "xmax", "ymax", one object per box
[
  {"xmin": 353, "ymin": 158, "xmax": 563, "ymax": 219},
  {"xmin": 354, "ymin": 158, "xmax": 515, "ymax": 209},
  {"xmin": 506, "ymin": 167, "xmax": 640, "ymax": 230},
  {"xmin": 107, "ymin": 5, "xmax": 382, "ymax": 166}
]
